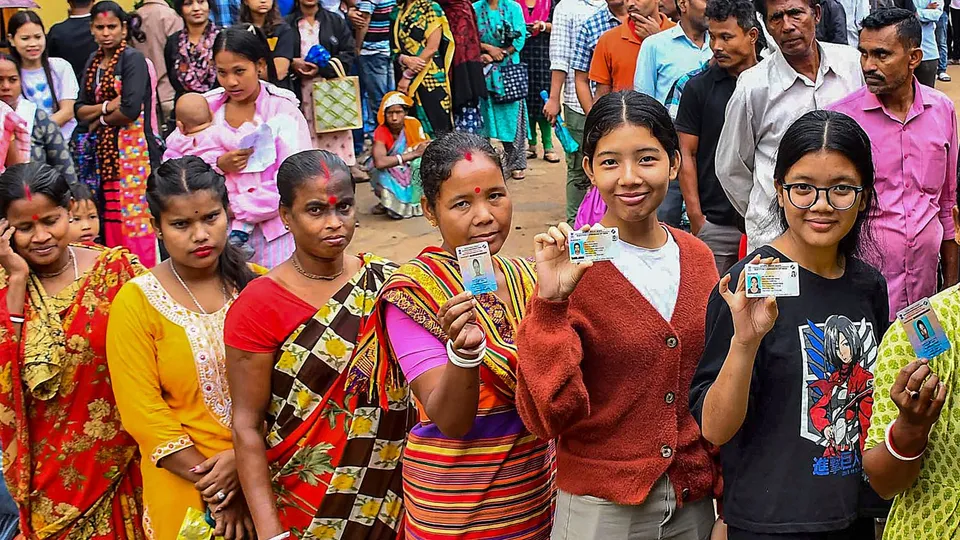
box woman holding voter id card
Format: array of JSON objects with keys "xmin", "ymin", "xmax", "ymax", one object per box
[
  {"xmin": 859, "ymin": 206, "xmax": 960, "ymax": 540},
  {"xmin": 690, "ymin": 110, "xmax": 891, "ymax": 540},
  {"xmin": 367, "ymin": 131, "xmax": 554, "ymax": 538},
  {"xmin": 516, "ymin": 91, "xmax": 720, "ymax": 540}
]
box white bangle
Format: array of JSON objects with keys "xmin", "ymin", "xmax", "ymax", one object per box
[
  {"xmin": 101, "ymin": 101, "xmax": 109, "ymax": 115},
  {"xmin": 266, "ymin": 533, "xmax": 291, "ymax": 540},
  {"xmin": 885, "ymin": 420, "xmax": 925, "ymax": 461},
  {"xmin": 397, "ymin": 154, "xmax": 404, "ymax": 166},
  {"xmin": 99, "ymin": 116, "xmax": 108, "ymax": 126},
  {"xmin": 8, "ymin": 315, "xmax": 23, "ymax": 324},
  {"xmin": 446, "ymin": 339, "xmax": 486, "ymax": 368}
]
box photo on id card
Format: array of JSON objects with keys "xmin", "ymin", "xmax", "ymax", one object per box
[
  {"xmin": 457, "ymin": 242, "xmax": 498, "ymax": 295},
  {"xmin": 897, "ymin": 298, "xmax": 951, "ymax": 359}
]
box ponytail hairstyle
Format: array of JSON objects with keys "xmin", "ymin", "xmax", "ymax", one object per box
[
  {"xmin": 147, "ymin": 157, "xmax": 257, "ymax": 292},
  {"xmin": 90, "ymin": 1, "xmax": 148, "ymax": 44},
  {"xmin": 214, "ymin": 25, "xmax": 279, "ymax": 84},
  {"xmin": 239, "ymin": 0, "xmax": 283, "ymax": 36},
  {"xmin": 0, "ymin": 163, "xmax": 72, "ymax": 217},
  {"xmin": 7, "ymin": 11, "xmax": 60, "ymax": 113},
  {"xmin": 419, "ymin": 131, "xmax": 504, "ymax": 209},
  {"xmin": 277, "ymin": 149, "xmax": 353, "ymax": 208}
]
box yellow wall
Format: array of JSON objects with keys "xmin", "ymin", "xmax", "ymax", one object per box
[{"xmin": 36, "ymin": 0, "xmax": 138, "ymax": 29}]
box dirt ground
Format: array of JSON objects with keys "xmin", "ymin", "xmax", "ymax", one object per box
[{"xmin": 351, "ymin": 70, "xmax": 960, "ymax": 262}]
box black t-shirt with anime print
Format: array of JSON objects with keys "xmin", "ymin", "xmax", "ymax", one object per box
[{"xmin": 690, "ymin": 246, "xmax": 891, "ymax": 534}]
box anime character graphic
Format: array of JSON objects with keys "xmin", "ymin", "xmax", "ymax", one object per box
[{"xmin": 800, "ymin": 315, "xmax": 878, "ymax": 476}]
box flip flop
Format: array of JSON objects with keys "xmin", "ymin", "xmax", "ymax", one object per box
[
  {"xmin": 526, "ymin": 150, "xmax": 538, "ymax": 160},
  {"xmin": 543, "ymin": 151, "xmax": 561, "ymax": 163}
]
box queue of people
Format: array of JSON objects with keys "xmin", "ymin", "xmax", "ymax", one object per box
[{"xmin": 0, "ymin": 0, "xmax": 959, "ymax": 538}]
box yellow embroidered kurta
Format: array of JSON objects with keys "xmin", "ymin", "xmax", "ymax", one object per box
[{"xmin": 106, "ymin": 272, "xmax": 235, "ymax": 540}]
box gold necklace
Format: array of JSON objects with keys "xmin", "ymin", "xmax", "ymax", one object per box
[{"xmin": 292, "ymin": 253, "xmax": 344, "ymax": 281}]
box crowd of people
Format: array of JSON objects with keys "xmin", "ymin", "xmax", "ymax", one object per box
[{"xmin": 0, "ymin": 0, "xmax": 956, "ymax": 538}]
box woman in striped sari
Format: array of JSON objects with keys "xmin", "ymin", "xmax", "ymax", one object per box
[{"xmin": 362, "ymin": 131, "xmax": 554, "ymax": 539}]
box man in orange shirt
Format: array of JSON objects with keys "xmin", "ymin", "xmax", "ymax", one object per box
[{"xmin": 588, "ymin": 0, "xmax": 675, "ymax": 97}]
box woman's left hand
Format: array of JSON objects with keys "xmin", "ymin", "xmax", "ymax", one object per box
[
  {"xmin": 195, "ymin": 450, "xmax": 241, "ymax": 508},
  {"xmin": 292, "ymin": 58, "xmax": 319, "ymax": 78},
  {"xmin": 480, "ymin": 53, "xmax": 493, "ymax": 65}
]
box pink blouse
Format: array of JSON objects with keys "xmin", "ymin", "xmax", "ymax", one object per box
[{"xmin": 384, "ymin": 304, "xmax": 447, "ymax": 382}]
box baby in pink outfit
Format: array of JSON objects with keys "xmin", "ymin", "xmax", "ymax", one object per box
[{"xmin": 163, "ymin": 93, "xmax": 282, "ymax": 259}]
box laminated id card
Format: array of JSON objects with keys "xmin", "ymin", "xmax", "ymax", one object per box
[
  {"xmin": 744, "ymin": 262, "xmax": 800, "ymax": 298},
  {"xmin": 457, "ymin": 241, "xmax": 498, "ymax": 295},
  {"xmin": 897, "ymin": 298, "xmax": 951, "ymax": 359},
  {"xmin": 568, "ymin": 227, "xmax": 620, "ymax": 263}
]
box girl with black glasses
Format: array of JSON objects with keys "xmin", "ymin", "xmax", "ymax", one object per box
[{"xmin": 690, "ymin": 110, "xmax": 891, "ymax": 540}]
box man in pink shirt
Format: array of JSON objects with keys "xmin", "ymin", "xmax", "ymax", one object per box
[{"xmin": 829, "ymin": 8, "xmax": 958, "ymax": 319}]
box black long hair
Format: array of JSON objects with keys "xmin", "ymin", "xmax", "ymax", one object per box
[
  {"xmin": 90, "ymin": 1, "xmax": 148, "ymax": 44},
  {"xmin": 277, "ymin": 149, "xmax": 353, "ymax": 208},
  {"xmin": 582, "ymin": 91, "xmax": 679, "ymax": 167},
  {"xmin": 213, "ymin": 25, "xmax": 279, "ymax": 84},
  {"xmin": 419, "ymin": 131, "xmax": 504, "ymax": 208},
  {"xmin": 0, "ymin": 163, "xmax": 72, "ymax": 217},
  {"xmin": 146, "ymin": 157, "xmax": 257, "ymax": 292},
  {"xmin": 770, "ymin": 110, "xmax": 878, "ymax": 264},
  {"xmin": 240, "ymin": 0, "xmax": 283, "ymax": 36},
  {"xmin": 7, "ymin": 11, "xmax": 59, "ymax": 113}
]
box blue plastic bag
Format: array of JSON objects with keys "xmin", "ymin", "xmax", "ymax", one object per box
[
  {"xmin": 540, "ymin": 90, "xmax": 579, "ymax": 154},
  {"xmin": 305, "ymin": 44, "xmax": 331, "ymax": 68}
]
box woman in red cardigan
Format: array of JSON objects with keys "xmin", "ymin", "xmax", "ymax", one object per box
[{"xmin": 515, "ymin": 90, "xmax": 721, "ymax": 540}]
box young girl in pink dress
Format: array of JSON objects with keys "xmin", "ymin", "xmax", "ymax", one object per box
[{"xmin": 204, "ymin": 27, "xmax": 312, "ymax": 268}]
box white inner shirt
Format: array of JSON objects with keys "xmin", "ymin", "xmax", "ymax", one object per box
[{"xmin": 610, "ymin": 229, "xmax": 681, "ymax": 322}]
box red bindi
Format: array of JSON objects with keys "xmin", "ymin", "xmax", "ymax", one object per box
[
  {"xmin": 464, "ymin": 151, "xmax": 472, "ymax": 161},
  {"xmin": 328, "ymin": 195, "xmax": 338, "ymax": 205},
  {"xmin": 474, "ymin": 187, "xmax": 481, "ymax": 194},
  {"xmin": 31, "ymin": 214, "xmax": 39, "ymax": 222}
]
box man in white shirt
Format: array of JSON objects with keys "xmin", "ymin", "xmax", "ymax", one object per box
[
  {"xmin": 838, "ymin": 0, "xmax": 870, "ymax": 45},
  {"xmin": 715, "ymin": 0, "xmax": 863, "ymax": 249}
]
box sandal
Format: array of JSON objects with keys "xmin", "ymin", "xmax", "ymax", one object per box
[
  {"xmin": 526, "ymin": 149, "xmax": 538, "ymax": 160},
  {"xmin": 511, "ymin": 170, "xmax": 526, "ymax": 181},
  {"xmin": 543, "ymin": 151, "xmax": 561, "ymax": 163},
  {"xmin": 371, "ymin": 203, "xmax": 387, "ymax": 215}
]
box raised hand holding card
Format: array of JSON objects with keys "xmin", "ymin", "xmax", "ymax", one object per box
[{"xmin": 744, "ymin": 262, "xmax": 800, "ymax": 298}]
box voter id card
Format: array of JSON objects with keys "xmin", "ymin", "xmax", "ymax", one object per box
[
  {"xmin": 897, "ymin": 298, "xmax": 951, "ymax": 359},
  {"xmin": 568, "ymin": 227, "xmax": 620, "ymax": 263},
  {"xmin": 744, "ymin": 262, "xmax": 800, "ymax": 298},
  {"xmin": 457, "ymin": 241, "xmax": 497, "ymax": 295}
]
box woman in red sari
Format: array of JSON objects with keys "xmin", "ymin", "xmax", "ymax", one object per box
[
  {"xmin": 226, "ymin": 150, "xmax": 414, "ymax": 539},
  {"xmin": 0, "ymin": 162, "xmax": 146, "ymax": 538}
]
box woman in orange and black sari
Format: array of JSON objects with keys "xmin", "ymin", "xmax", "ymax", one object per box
[
  {"xmin": 0, "ymin": 162, "xmax": 145, "ymax": 538},
  {"xmin": 226, "ymin": 149, "xmax": 415, "ymax": 539}
]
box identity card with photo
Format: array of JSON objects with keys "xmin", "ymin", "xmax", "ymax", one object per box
[
  {"xmin": 744, "ymin": 262, "xmax": 800, "ymax": 298},
  {"xmin": 897, "ymin": 298, "xmax": 951, "ymax": 359},
  {"xmin": 457, "ymin": 241, "xmax": 498, "ymax": 295},
  {"xmin": 568, "ymin": 227, "xmax": 620, "ymax": 264}
]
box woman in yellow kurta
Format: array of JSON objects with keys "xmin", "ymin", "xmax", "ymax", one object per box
[{"xmin": 106, "ymin": 157, "xmax": 262, "ymax": 539}]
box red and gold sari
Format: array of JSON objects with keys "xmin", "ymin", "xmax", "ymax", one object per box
[{"xmin": 0, "ymin": 246, "xmax": 146, "ymax": 538}]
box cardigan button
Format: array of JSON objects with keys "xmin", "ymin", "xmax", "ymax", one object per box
[
  {"xmin": 666, "ymin": 336, "xmax": 678, "ymax": 348},
  {"xmin": 665, "ymin": 392, "xmax": 675, "ymax": 404},
  {"xmin": 681, "ymin": 488, "xmax": 690, "ymax": 500},
  {"xmin": 660, "ymin": 445, "xmax": 673, "ymax": 458}
]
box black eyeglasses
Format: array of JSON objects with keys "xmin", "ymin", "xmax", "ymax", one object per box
[{"xmin": 781, "ymin": 183, "xmax": 864, "ymax": 211}]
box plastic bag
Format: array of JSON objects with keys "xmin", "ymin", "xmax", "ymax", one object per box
[
  {"xmin": 540, "ymin": 90, "xmax": 580, "ymax": 154},
  {"xmin": 177, "ymin": 507, "xmax": 215, "ymax": 540},
  {"xmin": 305, "ymin": 44, "xmax": 332, "ymax": 68}
]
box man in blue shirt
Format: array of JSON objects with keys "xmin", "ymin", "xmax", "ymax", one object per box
[
  {"xmin": 633, "ymin": 0, "xmax": 712, "ymax": 227},
  {"xmin": 210, "ymin": 0, "xmax": 240, "ymax": 27},
  {"xmin": 914, "ymin": 0, "xmax": 943, "ymax": 86}
]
